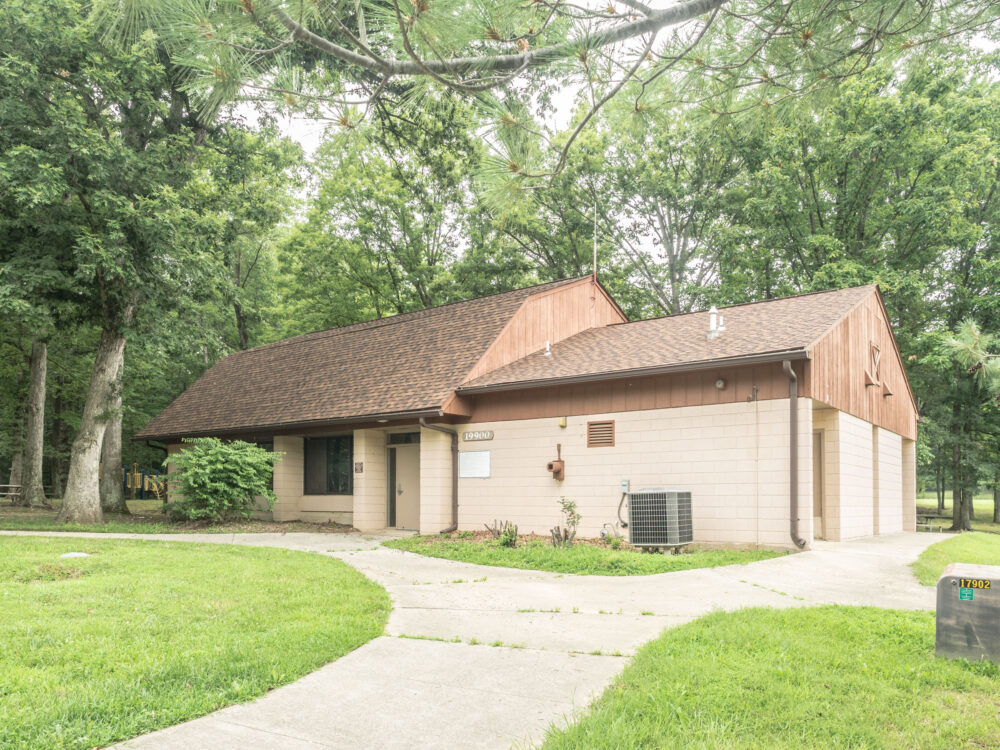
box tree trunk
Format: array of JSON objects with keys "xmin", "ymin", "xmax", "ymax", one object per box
[
  {"xmin": 969, "ymin": 492, "xmax": 977, "ymax": 520},
  {"xmin": 936, "ymin": 465, "xmax": 945, "ymax": 514},
  {"xmin": 58, "ymin": 328, "xmax": 127, "ymax": 524},
  {"xmin": 50, "ymin": 457, "xmax": 64, "ymax": 499},
  {"xmin": 7, "ymin": 389, "xmax": 25, "ymax": 499},
  {"xmin": 950, "ymin": 440, "xmax": 962, "ymax": 532},
  {"xmin": 17, "ymin": 337, "xmax": 49, "ymax": 507},
  {"xmin": 961, "ymin": 488, "xmax": 972, "ymax": 531},
  {"xmin": 50, "ymin": 375, "xmax": 67, "ymax": 499},
  {"xmin": 234, "ymin": 299, "xmax": 250, "ymax": 350},
  {"xmin": 99, "ymin": 391, "xmax": 129, "ymax": 514},
  {"xmin": 993, "ymin": 478, "xmax": 999, "ymax": 524},
  {"xmin": 7, "ymin": 450, "xmax": 22, "ymax": 500}
]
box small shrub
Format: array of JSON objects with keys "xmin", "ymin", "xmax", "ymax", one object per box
[
  {"xmin": 498, "ymin": 523, "xmax": 518, "ymax": 548},
  {"xmin": 163, "ymin": 438, "xmax": 281, "ymax": 523},
  {"xmin": 608, "ymin": 535, "xmax": 623, "ymax": 551},
  {"xmin": 550, "ymin": 497, "xmax": 581, "ymax": 547}
]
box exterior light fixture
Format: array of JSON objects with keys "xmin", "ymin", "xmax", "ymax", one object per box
[{"xmin": 715, "ymin": 378, "xmax": 727, "ymax": 390}]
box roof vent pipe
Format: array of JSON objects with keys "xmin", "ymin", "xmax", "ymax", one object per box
[
  {"xmin": 544, "ymin": 340, "xmax": 551, "ymax": 356},
  {"xmin": 419, "ymin": 418, "xmax": 458, "ymax": 533},
  {"xmin": 783, "ymin": 360, "xmax": 807, "ymax": 549},
  {"xmin": 707, "ymin": 307, "xmax": 725, "ymax": 340}
]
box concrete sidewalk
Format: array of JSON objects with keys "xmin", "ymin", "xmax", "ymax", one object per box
[{"xmin": 1, "ymin": 530, "xmax": 942, "ymax": 749}]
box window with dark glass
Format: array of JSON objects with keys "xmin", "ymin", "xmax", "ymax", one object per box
[
  {"xmin": 304, "ymin": 435, "xmax": 353, "ymax": 494},
  {"xmin": 387, "ymin": 432, "xmax": 421, "ymax": 445}
]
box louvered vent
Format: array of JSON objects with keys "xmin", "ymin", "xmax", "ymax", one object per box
[
  {"xmin": 627, "ymin": 488, "xmax": 693, "ymax": 548},
  {"xmin": 587, "ymin": 420, "xmax": 615, "ymax": 447}
]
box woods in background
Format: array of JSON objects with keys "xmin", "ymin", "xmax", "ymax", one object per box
[{"xmin": 2, "ymin": 1, "xmax": 999, "ymax": 528}]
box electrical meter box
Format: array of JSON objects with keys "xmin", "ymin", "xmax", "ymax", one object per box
[{"xmin": 935, "ymin": 562, "xmax": 1000, "ymax": 663}]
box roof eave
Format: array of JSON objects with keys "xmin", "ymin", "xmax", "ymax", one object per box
[
  {"xmin": 133, "ymin": 406, "xmax": 448, "ymax": 443},
  {"xmin": 456, "ymin": 349, "xmax": 810, "ymax": 395}
]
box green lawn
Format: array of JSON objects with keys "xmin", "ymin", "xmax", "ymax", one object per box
[
  {"xmin": 916, "ymin": 493, "xmax": 999, "ymax": 534},
  {"xmin": 0, "ymin": 536, "xmax": 389, "ymax": 749},
  {"xmin": 912, "ymin": 532, "xmax": 1000, "ymax": 586},
  {"xmin": 543, "ymin": 606, "xmax": 1000, "ymax": 749},
  {"xmin": 383, "ymin": 536, "xmax": 783, "ymax": 575}
]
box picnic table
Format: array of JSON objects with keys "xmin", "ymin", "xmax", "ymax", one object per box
[
  {"xmin": 0, "ymin": 485, "xmax": 22, "ymax": 502},
  {"xmin": 917, "ymin": 514, "xmax": 947, "ymax": 532}
]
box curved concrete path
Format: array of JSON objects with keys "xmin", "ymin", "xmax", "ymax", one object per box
[{"xmin": 2, "ymin": 530, "xmax": 943, "ymax": 749}]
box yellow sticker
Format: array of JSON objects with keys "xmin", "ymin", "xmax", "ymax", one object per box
[{"xmin": 958, "ymin": 578, "xmax": 991, "ymax": 590}]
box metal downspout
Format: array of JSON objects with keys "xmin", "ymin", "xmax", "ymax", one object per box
[
  {"xmin": 783, "ymin": 360, "xmax": 807, "ymax": 549},
  {"xmin": 419, "ymin": 418, "xmax": 458, "ymax": 533}
]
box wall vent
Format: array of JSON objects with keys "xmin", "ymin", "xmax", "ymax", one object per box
[
  {"xmin": 627, "ymin": 488, "xmax": 693, "ymax": 548},
  {"xmin": 587, "ymin": 420, "xmax": 615, "ymax": 447}
]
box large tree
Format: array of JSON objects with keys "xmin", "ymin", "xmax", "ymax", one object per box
[
  {"xmin": 97, "ymin": 1, "xmax": 998, "ymax": 183},
  {"xmin": 280, "ymin": 101, "xmax": 481, "ymax": 331},
  {"xmin": 0, "ymin": 0, "xmax": 213, "ymax": 522}
]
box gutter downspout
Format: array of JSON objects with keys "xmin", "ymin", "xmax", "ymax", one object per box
[
  {"xmin": 783, "ymin": 360, "xmax": 807, "ymax": 549},
  {"xmin": 419, "ymin": 418, "xmax": 458, "ymax": 533}
]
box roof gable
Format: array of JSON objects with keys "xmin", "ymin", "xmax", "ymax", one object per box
[
  {"xmin": 460, "ymin": 286, "xmax": 877, "ymax": 391},
  {"xmin": 805, "ymin": 286, "xmax": 918, "ymax": 440}
]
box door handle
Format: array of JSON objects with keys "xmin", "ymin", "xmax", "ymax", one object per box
[{"xmin": 397, "ymin": 483, "xmax": 403, "ymax": 495}]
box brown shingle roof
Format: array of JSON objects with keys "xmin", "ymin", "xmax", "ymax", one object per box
[
  {"xmin": 136, "ymin": 278, "xmax": 585, "ymax": 440},
  {"xmin": 459, "ymin": 285, "xmax": 876, "ymax": 391}
]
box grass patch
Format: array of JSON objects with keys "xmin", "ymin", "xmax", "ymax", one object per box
[
  {"xmin": 543, "ymin": 606, "xmax": 1000, "ymax": 749},
  {"xmin": 0, "ymin": 504, "xmax": 355, "ymax": 535},
  {"xmin": 912, "ymin": 532, "xmax": 1000, "ymax": 586},
  {"xmin": 383, "ymin": 536, "xmax": 783, "ymax": 576},
  {"xmin": 0, "ymin": 536, "xmax": 389, "ymax": 749}
]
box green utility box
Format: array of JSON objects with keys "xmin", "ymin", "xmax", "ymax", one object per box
[{"xmin": 935, "ymin": 563, "xmax": 1000, "ymax": 663}]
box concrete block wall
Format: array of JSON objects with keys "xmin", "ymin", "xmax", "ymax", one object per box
[
  {"xmin": 271, "ymin": 436, "xmax": 304, "ymax": 521},
  {"xmin": 270, "ymin": 435, "xmax": 354, "ymax": 523},
  {"xmin": 454, "ymin": 398, "xmax": 813, "ymax": 549},
  {"xmin": 876, "ymin": 427, "xmax": 903, "ymax": 534},
  {"xmin": 353, "ymin": 429, "xmax": 387, "ymax": 531},
  {"xmin": 811, "ymin": 407, "xmax": 841, "ymax": 540},
  {"xmin": 902, "ymin": 439, "xmax": 917, "ymax": 531},
  {"xmin": 835, "ymin": 412, "xmax": 876, "ymax": 539},
  {"xmin": 419, "ymin": 426, "xmax": 454, "ymax": 534}
]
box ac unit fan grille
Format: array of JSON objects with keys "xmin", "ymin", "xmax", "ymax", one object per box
[{"xmin": 628, "ymin": 489, "xmax": 692, "ymax": 547}]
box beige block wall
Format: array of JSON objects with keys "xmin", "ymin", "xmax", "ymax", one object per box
[
  {"xmin": 902, "ymin": 439, "xmax": 917, "ymax": 531},
  {"xmin": 811, "ymin": 407, "xmax": 841, "ymax": 540},
  {"xmin": 454, "ymin": 398, "xmax": 813, "ymax": 549},
  {"xmin": 876, "ymin": 427, "xmax": 903, "ymax": 534},
  {"xmin": 872, "ymin": 425, "xmax": 880, "ymax": 535},
  {"xmin": 419, "ymin": 426, "xmax": 454, "ymax": 534},
  {"xmin": 835, "ymin": 411, "xmax": 876, "ymax": 540},
  {"xmin": 353, "ymin": 429, "xmax": 387, "ymax": 531},
  {"xmin": 271, "ymin": 436, "xmax": 304, "ymax": 521},
  {"xmin": 270, "ymin": 435, "xmax": 352, "ymax": 523}
]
